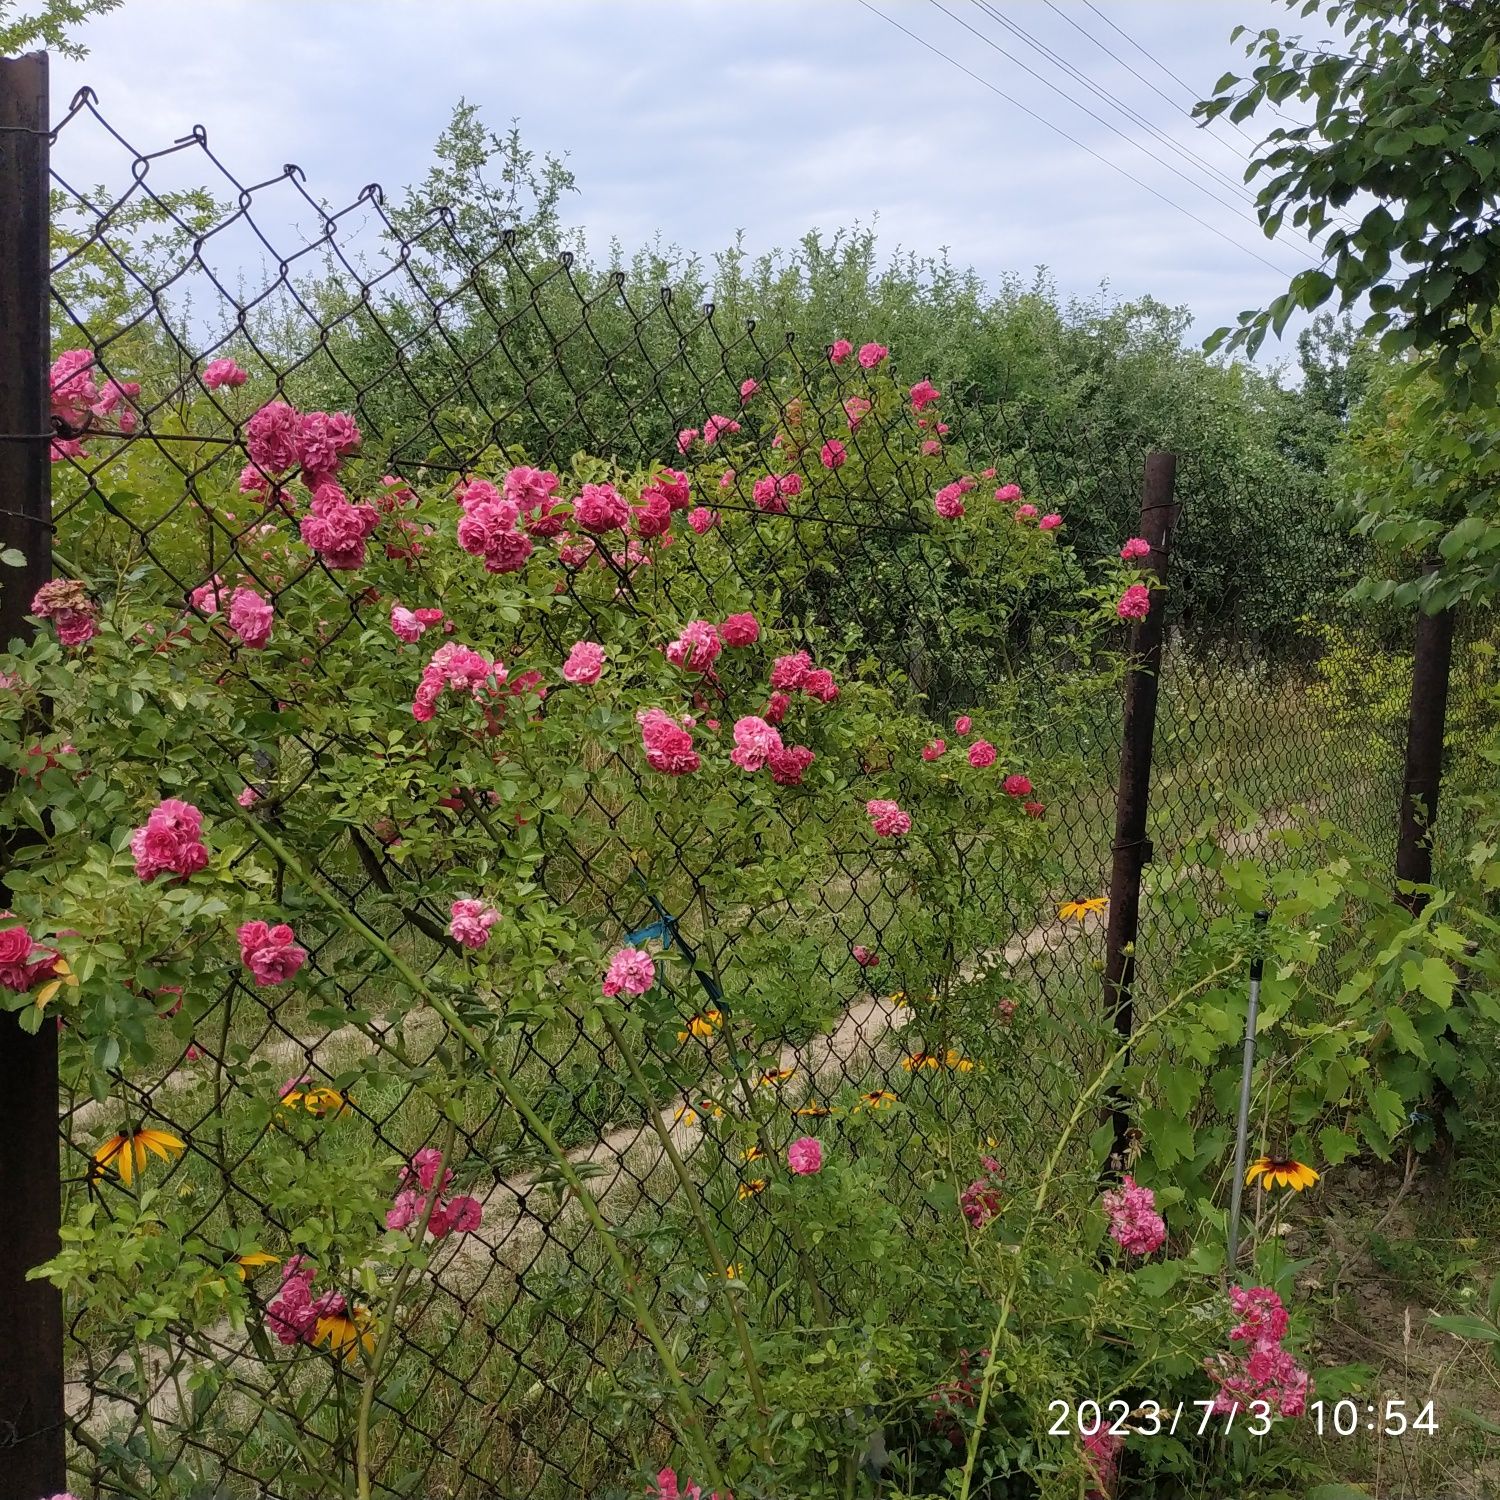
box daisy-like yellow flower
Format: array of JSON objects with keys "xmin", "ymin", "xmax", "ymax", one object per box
[
  {"xmin": 677, "ymin": 1009, "xmax": 723, "ymax": 1043},
  {"xmin": 1059, "ymin": 896, "xmax": 1108, "ymax": 922},
  {"xmin": 741, "ymin": 1144, "xmax": 766, "ymax": 1162},
  {"xmin": 723, "ymin": 1263, "xmax": 741, "ymax": 1280},
  {"xmin": 231, "ymin": 1252, "xmax": 281, "ymax": 1280},
  {"xmin": 696, "ymin": 1097, "xmax": 726, "ymax": 1120},
  {"xmin": 315, "ymin": 1306, "xmax": 376, "ymax": 1362},
  {"xmin": 672, "ymin": 1104, "xmax": 702, "ymax": 1128},
  {"xmin": 902, "ymin": 1051, "xmax": 941, "ymax": 1071},
  {"xmin": 855, "ymin": 1090, "xmax": 898, "ymax": 1112},
  {"xmin": 1245, "ymin": 1155, "xmax": 1320, "ymax": 1192},
  {"xmin": 754, "ymin": 1066, "xmax": 796, "ymax": 1087},
  {"xmin": 945, "ymin": 1049, "xmax": 977, "ymax": 1074},
  {"xmin": 737, "ymin": 1179, "xmax": 767, "ymax": 1201},
  {"xmin": 279, "ymin": 1086, "xmax": 349, "ymax": 1119},
  {"xmin": 793, "ymin": 1100, "xmax": 832, "ymax": 1118},
  {"xmin": 90, "ymin": 1127, "xmax": 186, "ymax": 1186},
  {"xmin": 887, "ymin": 991, "xmax": 909, "ymax": 1008}
]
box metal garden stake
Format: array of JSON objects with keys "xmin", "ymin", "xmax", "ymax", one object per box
[{"xmin": 1227, "ymin": 909, "xmax": 1270, "ymax": 1268}]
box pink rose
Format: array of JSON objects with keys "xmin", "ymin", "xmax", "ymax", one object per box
[
  {"xmin": 676, "ymin": 428, "xmax": 699, "ymax": 454},
  {"xmin": 131, "ymin": 798, "xmax": 208, "ymax": 882},
  {"xmin": 202, "ymin": 358, "xmax": 248, "ymax": 390},
  {"xmin": 448, "ymin": 898, "xmax": 500, "ymax": 950},
  {"xmin": 245, "ymin": 401, "xmax": 302, "ymax": 475},
  {"xmin": 829, "ymin": 338, "xmax": 853, "ymax": 364},
  {"xmin": 922, "ymin": 739, "xmax": 946, "ymax": 761},
  {"xmin": 739, "ymin": 378, "xmax": 759, "ymax": 403},
  {"xmin": 665, "ymin": 620, "xmax": 723, "ymax": 674},
  {"xmin": 687, "ymin": 507, "xmax": 719, "ymax": 535},
  {"xmin": 573, "ymin": 482, "xmax": 630, "ymax": 534},
  {"xmin": 1016, "ymin": 503, "xmax": 1038, "ymax": 520},
  {"xmin": 968, "ymin": 740, "xmax": 997, "ymax": 768},
  {"xmin": 1117, "ymin": 584, "xmax": 1151, "ymax": 622},
  {"xmin": 237, "ymin": 920, "xmax": 307, "ymax": 986},
  {"xmin": 994, "ymin": 483, "xmax": 1022, "ymax": 502},
  {"xmin": 563, "ymin": 640, "xmax": 605, "ymax": 685},
  {"xmin": 1003, "ymin": 773, "xmax": 1033, "ymax": 797},
  {"xmin": 787, "ymin": 1136, "xmax": 823, "ymax": 1175},
  {"xmin": 857, "ymin": 342, "xmax": 888, "ymax": 369},
  {"xmin": 730, "ymin": 715, "xmax": 783, "ymax": 772},
  {"xmin": 1120, "ymin": 536, "xmax": 1151, "ymax": 561},
  {"xmin": 866, "ymin": 798, "xmax": 911, "ymax": 838},
  {"xmin": 721, "ymin": 612, "xmax": 759, "ymax": 647},
  {"xmin": 820, "ymin": 439, "xmax": 847, "ymax": 469},
  {"xmin": 1038, "ymin": 513, "xmax": 1062, "ymax": 531},
  {"xmin": 852, "ymin": 945, "xmax": 879, "ymax": 968},
  {"xmin": 955, "ymin": 716, "xmax": 973, "ymax": 737},
  {"xmin": 227, "ymin": 586, "xmax": 273, "ymax": 649},
  {"xmin": 909, "ymin": 379, "xmax": 940, "ymax": 410},
  {"xmin": 602, "ymin": 946, "xmax": 655, "ymax": 998}
]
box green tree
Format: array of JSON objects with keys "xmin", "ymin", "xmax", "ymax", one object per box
[
  {"xmin": 1197, "ymin": 0, "xmax": 1500, "ymax": 408},
  {"xmin": 1, "ymin": 0, "xmax": 121, "ymax": 59}
]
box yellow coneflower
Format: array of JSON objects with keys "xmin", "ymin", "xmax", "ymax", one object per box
[
  {"xmin": 887, "ymin": 991, "xmax": 909, "ymax": 1008},
  {"xmin": 737, "ymin": 1179, "xmax": 767, "ymax": 1201},
  {"xmin": 1245, "ymin": 1155, "xmax": 1320, "ymax": 1192},
  {"xmin": 315, "ymin": 1306, "xmax": 376, "ymax": 1362},
  {"xmin": 1059, "ymin": 896, "xmax": 1108, "ymax": 922},
  {"xmin": 723, "ymin": 1263, "xmax": 741, "ymax": 1279},
  {"xmin": 902, "ymin": 1051, "xmax": 941, "ymax": 1071},
  {"xmin": 755, "ymin": 1066, "xmax": 796, "ymax": 1087},
  {"xmin": 231, "ymin": 1252, "xmax": 280, "ymax": 1280},
  {"xmin": 676, "ymin": 1009, "xmax": 723, "ymax": 1043},
  {"xmin": 855, "ymin": 1090, "xmax": 898, "ymax": 1112},
  {"xmin": 672, "ymin": 1105, "xmax": 702, "ymax": 1129},
  {"xmin": 279, "ymin": 1086, "xmax": 349, "ymax": 1119},
  {"xmin": 741, "ymin": 1145, "xmax": 766, "ymax": 1162},
  {"xmin": 90, "ymin": 1127, "xmax": 186, "ymax": 1186},
  {"xmin": 793, "ymin": 1100, "xmax": 832, "ymax": 1118},
  {"xmin": 945, "ymin": 1048, "xmax": 977, "ymax": 1074}
]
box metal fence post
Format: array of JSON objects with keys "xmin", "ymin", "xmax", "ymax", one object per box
[
  {"xmin": 0, "ymin": 50, "xmax": 64, "ymax": 1500},
  {"xmin": 1103, "ymin": 451, "xmax": 1179, "ymax": 1169},
  {"xmin": 1395, "ymin": 570, "xmax": 1456, "ymax": 914}
]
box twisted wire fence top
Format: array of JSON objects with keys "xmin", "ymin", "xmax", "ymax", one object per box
[{"xmin": 10, "ymin": 87, "xmax": 1464, "ymax": 1500}]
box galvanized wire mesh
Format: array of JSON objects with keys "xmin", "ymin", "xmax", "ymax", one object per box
[{"xmin": 5, "ymin": 86, "xmax": 1478, "ymax": 1500}]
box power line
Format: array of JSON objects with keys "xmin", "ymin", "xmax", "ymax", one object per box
[
  {"xmin": 854, "ymin": 0, "xmax": 1309, "ymax": 281},
  {"xmin": 924, "ymin": 0, "xmax": 1321, "ymax": 269},
  {"xmin": 970, "ymin": 0, "xmax": 1261, "ymax": 211}
]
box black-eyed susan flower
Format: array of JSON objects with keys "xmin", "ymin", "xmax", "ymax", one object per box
[
  {"xmin": 672, "ymin": 1104, "xmax": 702, "ymax": 1128},
  {"xmin": 737, "ymin": 1178, "xmax": 767, "ymax": 1201},
  {"xmin": 315, "ymin": 1305, "xmax": 376, "ymax": 1361},
  {"xmin": 755, "ymin": 1066, "xmax": 796, "ymax": 1087},
  {"xmin": 232, "ymin": 1252, "xmax": 281, "ymax": 1280},
  {"xmin": 90, "ymin": 1127, "xmax": 186, "ymax": 1185},
  {"xmin": 1245, "ymin": 1155, "xmax": 1320, "ymax": 1192},
  {"xmin": 279, "ymin": 1084, "xmax": 349, "ymax": 1119},
  {"xmin": 741, "ymin": 1145, "xmax": 765, "ymax": 1162},
  {"xmin": 676, "ymin": 1009, "xmax": 723, "ymax": 1043},
  {"xmin": 945, "ymin": 1048, "xmax": 977, "ymax": 1074},
  {"xmin": 696, "ymin": 1097, "xmax": 726, "ymax": 1120},
  {"xmin": 723, "ymin": 1263, "xmax": 741, "ymax": 1279},
  {"xmin": 793, "ymin": 1100, "xmax": 833, "ymax": 1118},
  {"xmin": 855, "ymin": 1090, "xmax": 898, "ymax": 1112},
  {"xmin": 1059, "ymin": 896, "xmax": 1108, "ymax": 922}
]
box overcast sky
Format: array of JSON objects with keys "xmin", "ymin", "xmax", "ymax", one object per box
[{"xmin": 45, "ymin": 0, "xmax": 1334, "ymax": 367}]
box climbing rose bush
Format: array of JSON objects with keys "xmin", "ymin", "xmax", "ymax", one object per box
[{"xmin": 3, "ymin": 343, "xmax": 1190, "ymax": 1500}]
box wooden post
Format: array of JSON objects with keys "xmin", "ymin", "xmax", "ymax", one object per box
[
  {"xmin": 0, "ymin": 51, "xmax": 65, "ymax": 1500},
  {"xmin": 1395, "ymin": 572, "xmax": 1456, "ymax": 912},
  {"xmin": 1103, "ymin": 452, "xmax": 1179, "ymax": 1169}
]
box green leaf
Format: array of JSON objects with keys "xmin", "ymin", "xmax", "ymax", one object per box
[{"xmin": 1318, "ymin": 1126, "xmax": 1359, "ymax": 1167}]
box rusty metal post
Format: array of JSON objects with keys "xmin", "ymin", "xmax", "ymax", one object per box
[
  {"xmin": 1395, "ymin": 573, "xmax": 1456, "ymax": 913},
  {"xmin": 1103, "ymin": 452, "xmax": 1179, "ymax": 1169},
  {"xmin": 0, "ymin": 51, "xmax": 64, "ymax": 1500}
]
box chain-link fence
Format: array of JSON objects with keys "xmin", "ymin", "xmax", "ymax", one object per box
[{"xmin": 0, "ymin": 64, "xmax": 1489, "ymax": 1500}]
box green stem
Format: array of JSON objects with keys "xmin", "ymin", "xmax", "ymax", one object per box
[
  {"xmin": 602, "ymin": 1012, "xmax": 773, "ymax": 1458},
  {"xmin": 356, "ymin": 1119, "xmax": 456, "ymax": 1500},
  {"xmin": 227, "ymin": 798, "xmax": 724, "ymax": 1493},
  {"xmin": 956, "ymin": 964, "xmax": 1235, "ymax": 1500},
  {"xmin": 695, "ymin": 887, "xmax": 832, "ymax": 1323}
]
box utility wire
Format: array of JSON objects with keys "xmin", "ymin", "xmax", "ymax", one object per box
[
  {"xmin": 855, "ymin": 0, "xmax": 1310, "ymax": 281},
  {"xmin": 929, "ymin": 0, "xmax": 1323, "ymax": 268},
  {"xmin": 972, "ymin": 0, "xmax": 1261, "ymax": 209}
]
